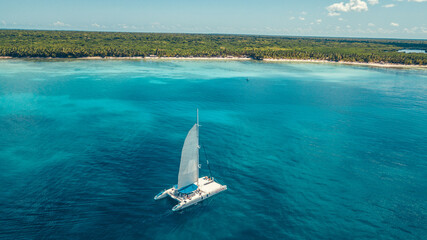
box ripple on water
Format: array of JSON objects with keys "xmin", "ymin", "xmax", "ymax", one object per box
[{"xmin": 0, "ymin": 60, "xmax": 426, "ymax": 240}]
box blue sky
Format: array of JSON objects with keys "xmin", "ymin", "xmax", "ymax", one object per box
[{"xmin": 0, "ymin": 0, "xmax": 426, "ymax": 39}]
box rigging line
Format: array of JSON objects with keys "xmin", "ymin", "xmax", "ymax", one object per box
[{"xmin": 202, "ymin": 145, "xmax": 213, "ymax": 178}]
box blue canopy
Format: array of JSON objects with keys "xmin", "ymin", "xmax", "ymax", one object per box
[{"xmin": 178, "ymin": 183, "xmax": 198, "ymax": 194}]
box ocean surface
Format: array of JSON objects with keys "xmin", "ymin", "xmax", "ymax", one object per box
[{"xmin": 0, "ymin": 59, "xmax": 426, "ymax": 240}]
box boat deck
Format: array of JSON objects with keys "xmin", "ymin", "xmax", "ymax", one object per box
[
  {"xmin": 198, "ymin": 177, "xmax": 224, "ymax": 193},
  {"xmin": 167, "ymin": 176, "xmax": 227, "ymax": 208}
]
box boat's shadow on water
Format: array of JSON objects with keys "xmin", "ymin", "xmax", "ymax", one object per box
[
  {"xmin": 162, "ymin": 195, "xmax": 217, "ymax": 215},
  {"xmin": 146, "ymin": 195, "xmax": 220, "ymax": 234}
]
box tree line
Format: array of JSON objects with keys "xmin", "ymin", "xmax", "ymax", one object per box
[{"xmin": 0, "ymin": 30, "xmax": 426, "ymax": 65}]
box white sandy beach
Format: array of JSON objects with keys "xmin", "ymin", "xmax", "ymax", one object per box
[
  {"xmin": 262, "ymin": 58, "xmax": 427, "ymax": 69},
  {"xmin": 1, "ymin": 56, "xmax": 426, "ymax": 69},
  {"xmin": 143, "ymin": 56, "xmax": 251, "ymax": 61},
  {"xmin": 83, "ymin": 56, "xmax": 427, "ymax": 69},
  {"xmin": 144, "ymin": 57, "xmax": 427, "ymax": 69}
]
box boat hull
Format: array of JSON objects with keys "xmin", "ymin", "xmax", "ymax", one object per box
[
  {"xmin": 172, "ymin": 184, "xmax": 227, "ymax": 211},
  {"xmin": 154, "ymin": 190, "xmax": 169, "ymax": 200},
  {"xmin": 154, "ymin": 176, "xmax": 227, "ymax": 211}
]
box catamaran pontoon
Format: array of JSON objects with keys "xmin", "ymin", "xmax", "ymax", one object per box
[{"xmin": 154, "ymin": 110, "xmax": 227, "ymax": 211}]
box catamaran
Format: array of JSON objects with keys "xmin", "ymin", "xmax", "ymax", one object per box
[{"xmin": 154, "ymin": 110, "xmax": 227, "ymax": 211}]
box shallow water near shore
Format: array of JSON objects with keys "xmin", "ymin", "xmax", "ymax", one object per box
[{"xmin": 0, "ymin": 59, "xmax": 426, "ymax": 239}]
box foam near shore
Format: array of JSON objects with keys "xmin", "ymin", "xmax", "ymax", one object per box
[
  {"xmin": 1, "ymin": 56, "xmax": 426, "ymax": 69},
  {"xmin": 144, "ymin": 56, "xmax": 251, "ymax": 60},
  {"xmin": 78, "ymin": 56, "xmax": 250, "ymax": 60},
  {"xmin": 90, "ymin": 56, "xmax": 427, "ymax": 68},
  {"xmin": 67, "ymin": 56, "xmax": 427, "ymax": 69},
  {"xmin": 263, "ymin": 58, "xmax": 427, "ymax": 69}
]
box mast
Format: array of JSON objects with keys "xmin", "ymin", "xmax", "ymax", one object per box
[
  {"xmin": 203, "ymin": 145, "xmax": 213, "ymax": 179},
  {"xmin": 196, "ymin": 108, "xmax": 200, "ymax": 185},
  {"xmin": 177, "ymin": 110, "xmax": 200, "ymax": 189},
  {"xmin": 197, "ymin": 108, "xmax": 199, "ymax": 128},
  {"xmin": 198, "ymin": 109, "xmax": 213, "ymax": 180},
  {"xmin": 197, "ymin": 109, "xmax": 199, "ymax": 150}
]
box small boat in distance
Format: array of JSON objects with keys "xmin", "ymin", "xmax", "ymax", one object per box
[{"xmin": 154, "ymin": 109, "xmax": 227, "ymax": 211}]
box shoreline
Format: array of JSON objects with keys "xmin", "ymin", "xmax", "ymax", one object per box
[
  {"xmin": 262, "ymin": 58, "xmax": 427, "ymax": 69},
  {"xmin": 1, "ymin": 56, "xmax": 426, "ymax": 69}
]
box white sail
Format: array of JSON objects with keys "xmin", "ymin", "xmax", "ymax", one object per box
[
  {"xmin": 154, "ymin": 109, "xmax": 227, "ymax": 211},
  {"xmin": 177, "ymin": 123, "xmax": 199, "ymax": 189}
]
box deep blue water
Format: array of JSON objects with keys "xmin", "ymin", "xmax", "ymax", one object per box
[{"xmin": 0, "ymin": 59, "xmax": 426, "ymax": 240}]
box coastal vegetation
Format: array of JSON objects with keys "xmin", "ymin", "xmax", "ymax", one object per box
[{"xmin": 0, "ymin": 29, "xmax": 426, "ymax": 65}]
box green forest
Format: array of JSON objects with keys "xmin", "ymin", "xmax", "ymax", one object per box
[{"xmin": 0, "ymin": 29, "xmax": 426, "ymax": 65}]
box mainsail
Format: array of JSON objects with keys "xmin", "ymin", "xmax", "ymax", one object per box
[
  {"xmin": 154, "ymin": 109, "xmax": 227, "ymax": 211},
  {"xmin": 177, "ymin": 123, "xmax": 199, "ymax": 189}
]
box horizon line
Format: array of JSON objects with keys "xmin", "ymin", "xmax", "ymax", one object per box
[{"xmin": 1, "ymin": 28, "xmax": 426, "ymax": 42}]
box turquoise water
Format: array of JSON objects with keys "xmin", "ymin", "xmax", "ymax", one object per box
[
  {"xmin": 0, "ymin": 59, "xmax": 426, "ymax": 239},
  {"xmin": 397, "ymin": 49, "xmax": 426, "ymax": 54}
]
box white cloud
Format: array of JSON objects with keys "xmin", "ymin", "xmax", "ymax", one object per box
[
  {"xmin": 383, "ymin": 4, "xmax": 395, "ymax": 7},
  {"xmin": 289, "ymin": 16, "xmax": 295, "ymax": 20},
  {"xmin": 327, "ymin": 0, "xmax": 368, "ymax": 16},
  {"xmin": 53, "ymin": 21, "xmax": 70, "ymax": 27},
  {"xmin": 368, "ymin": 0, "xmax": 379, "ymax": 4},
  {"xmin": 408, "ymin": 0, "xmax": 426, "ymax": 2},
  {"xmin": 299, "ymin": 17, "xmax": 305, "ymax": 20},
  {"xmin": 390, "ymin": 22, "xmax": 399, "ymax": 27},
  {"xmin": 117, "ymin": 23, "xmax": 136, "ymax": 29},
  {"xmin": 1, "ymin": 20, "xmax": 6, "ymax": 26},
  {"xmin": 338, "ymin": 17, "xmax": 344, "ymax": 21},
  {"xmin": 403, "ymin": 27, "xmax": 419, "ymax": 33},
  {"xmin": 377, "ymin": 27, "xmax": 398, "ymax": 34},
  {"xmin": 328, "ymin": 12, "xmax": 341, "ymax": 16},
  {"xmin": 405, "ymin": 27, "xmax": 427, "ymax": 35},
  {"xmin": 92, "ymin": 23, "xmax": 101, "ymax": 28},
  {"xmin": 118, "ymin": 24, "xmax": 128, "ymax": 29},
  {"xmin": 316, "ymin": 19, "xmax": 322, "ymax": 23},
  {"xmin": 368, "ymin": 23, "xmax": 375, "ymax": 26},
  {"xmin": 301, "ymin": 11, "xmax": 307, "ymax": 15}
]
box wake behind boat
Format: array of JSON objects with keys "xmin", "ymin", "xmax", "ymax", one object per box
[{"xmin": 154, "ymin": 110, "xmax": 227, "ymax": 211}]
